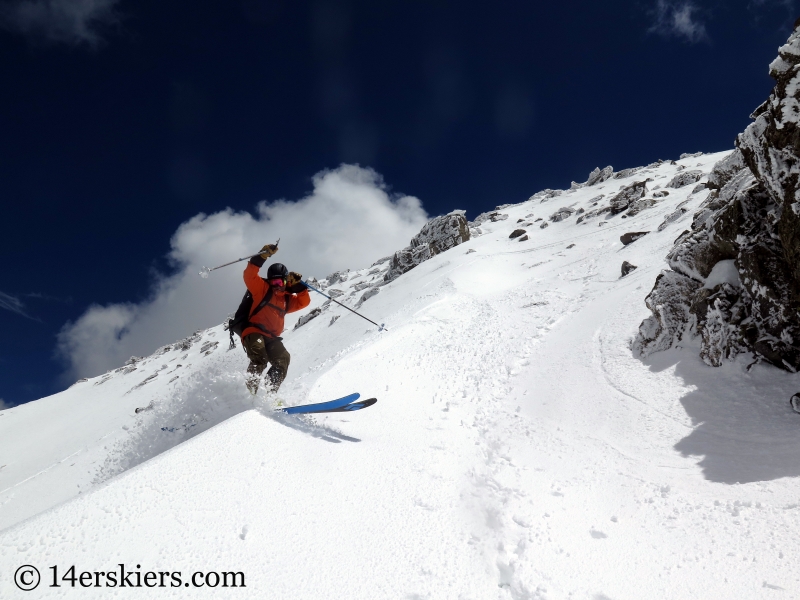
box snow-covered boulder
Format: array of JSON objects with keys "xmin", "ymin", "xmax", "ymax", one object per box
[
  {"xmin": 666, "ymin": 170, "xmax": 704, "ymax": 189},
  {"xmin": 609, "ymin": 181, "xmax": 647, "ymax": 214},
  {"xmin": 549, "ymin": 207, "xmax": 576, "ymax": 222}
]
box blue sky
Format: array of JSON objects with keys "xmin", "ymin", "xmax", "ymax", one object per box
[{"xmin": 0, "ymin": 0, "xmax": 797, "ymax": 406}]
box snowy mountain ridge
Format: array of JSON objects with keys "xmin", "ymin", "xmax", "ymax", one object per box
[{"xmin": 3, "ymin": 147, "xmax": 800, "ymax": 598}]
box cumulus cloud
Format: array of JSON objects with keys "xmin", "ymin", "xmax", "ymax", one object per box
[
  {"xmin": 0, "ymin": 0, "xmax": 119, "ymax": 46},
  {"xmin": 57, "ymin": 165, "xmax": 429, "ymax": 380},
  {"xmin": 649, "ymin": 1, "xmax": 709, "ymax": 44}
]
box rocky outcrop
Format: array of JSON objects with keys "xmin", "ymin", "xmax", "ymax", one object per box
[
  {"xmin": 509, "ymin": 229, "xmax": 526, "ymax": 239},
  {"xmin": 384, "ymin": 211, "xmax": 470, "ymax": 283},
  {"xmin": 635, "ymin": 23, "xmax": 800, "ymax": 371}
]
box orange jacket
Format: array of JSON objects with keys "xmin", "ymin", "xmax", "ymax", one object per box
[{"xmin": 241, "ymin": 262, "xmax": 311, "ymax": 339}]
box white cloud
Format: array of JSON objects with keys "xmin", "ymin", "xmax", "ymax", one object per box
[
  {"xmin": 0, "ymin": 398, "xmax": 10, "ymax": 410},
  {"xmin": 0, "ymin": 0, "xmax": 119, "ymax": 46},
  {"xmin": 649, "ymin": 1, "xmax": 709, "ymax": 44},
  {"xmin": 57, "ymin": 165, "xmax": 429, "ymax": 380}
]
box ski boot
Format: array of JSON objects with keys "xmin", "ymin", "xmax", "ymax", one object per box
[{"xmin": 246, "ymin": 374, "xmax": 260, "ymax": 396}]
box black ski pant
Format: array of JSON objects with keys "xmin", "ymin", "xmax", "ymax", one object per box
[{"xmin": 242, "ymin": 333, "xmax": 291, "ymax": 392}]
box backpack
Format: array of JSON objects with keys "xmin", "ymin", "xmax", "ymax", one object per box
[{"xmin": 227, "ymin": 283, "xmax": 289, "ymax": 349}]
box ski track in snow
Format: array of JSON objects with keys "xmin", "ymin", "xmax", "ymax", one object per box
[{"xmin": 2, "ymin": 151, "xmax": 800, "ymax": 598}]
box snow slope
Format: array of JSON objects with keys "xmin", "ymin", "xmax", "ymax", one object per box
[{"xmin": 3, "ymin": 151, "xmax": 800, "ymax": 599}]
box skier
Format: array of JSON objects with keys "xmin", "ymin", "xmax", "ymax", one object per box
[{"xmin": 241, "ymin": 243, "xmax": 310, "ymax": 395}]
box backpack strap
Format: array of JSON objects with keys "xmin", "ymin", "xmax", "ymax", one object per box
[{"xmin": 249, "ymin": 287, "xmax": 274, "ymax": 319}]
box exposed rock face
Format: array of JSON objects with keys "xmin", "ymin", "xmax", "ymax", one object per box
[
  {"xmin": 609, "ymin": 181, "xmax": 648, "ymax": 214},
  {"xmin": 706, "ymin": 149, "xmax": 746, "ymax": 190},
  {"xmin": 385, "ymin": 211, "xmax": 470, "ymax": 283},
  {"xmin": 635, "ymin": 24, "xmax": 800, "ymax": 371},
  {"xmin": 509, "ymin": 229, "xmax": 526, "ymax": 239}
]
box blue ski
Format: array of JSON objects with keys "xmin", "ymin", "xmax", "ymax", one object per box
[
  {"xmin": 280, "ymin": 393, "xmax": 377, "ymax": 415},
  {"xmin": 281, "ymin": 393, "xmax": 359, "ymax": 414}
]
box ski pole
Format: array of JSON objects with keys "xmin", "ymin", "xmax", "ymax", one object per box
[
  {"xmin": 302, "ymin": 280, "xmax": 387, "ymax": 332},
  {"xmin": 199, "ymin": 239, "xmax": 280, "ymax": 278}
]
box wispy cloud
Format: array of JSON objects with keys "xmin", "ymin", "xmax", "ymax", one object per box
[
  {"xmin": 0, "ymin": 0, "xmax": 120, "ymax": 46},
  {"xmin": 0, "ymin": 291, "xmax": 32, "ymax": 318},
  {"xmin": 649, "ymin": 1, "xmax": 709, "ymax": 44},
  {"xmin": 0, "ymin": 291, "xmax": 49, "ymax": 321},
  {"xmin": 0, "ymin": 398, "xmax": 10, "ymax": 410}
]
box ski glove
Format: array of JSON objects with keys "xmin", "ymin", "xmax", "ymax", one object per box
[
  {"xmin": 286, "ymin": 272, "xmax": 306, "ymax": 294},
  {"xmin": 259, "ymin": 244, "xmax": 278, "ymax": 259}
]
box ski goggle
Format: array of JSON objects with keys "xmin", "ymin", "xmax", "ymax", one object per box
[{"xmin": 269, "ymin": 277, "xmax": 285, "ymax": 287}]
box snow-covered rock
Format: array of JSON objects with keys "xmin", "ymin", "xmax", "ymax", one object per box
[
  {"xmin": 293, "ymin": 307, "xmax": 322, "ymax": 330},
  {"xmin": 584, "ymin": 165, "xmax": 614, "ymax": 186},
  {"xmin": 549, "ymin": 206, "xmax": 576, "ymax": 222},
  {"xmin": 609, "ymin": 180, "xmax": 647, "ymax": 214},
  {"xmin": 636, "ymin": 23, "xmax": 800, "ymax": 370},
  {"xmin": 666, "ymin": 170, "xmax": 704, "ymax": 189},
  {"xmin": 384, "ymin": 211, "xmax": 470, "ymax": 283}
]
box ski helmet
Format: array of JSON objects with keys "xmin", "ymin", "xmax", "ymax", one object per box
[{"xmin": 267, "ymin": 263, "xmax": 289, "ymax": 279}]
